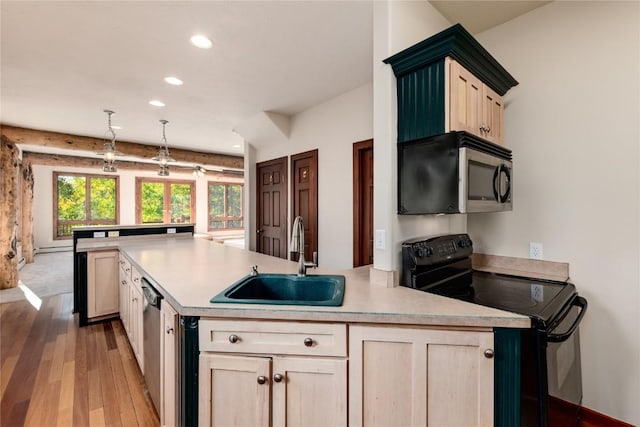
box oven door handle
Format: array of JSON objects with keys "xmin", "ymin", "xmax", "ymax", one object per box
[{"xmin": 547, "ymin": 296, "xmax": 588, "ymax": 343}]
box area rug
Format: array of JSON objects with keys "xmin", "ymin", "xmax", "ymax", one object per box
[{"xmin": 0, "ymin": 251, "xmax": 73, "ymax": 304}]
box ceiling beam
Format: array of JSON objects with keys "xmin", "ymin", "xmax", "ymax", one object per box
[
  {"xmin": 22, "ymin": 151, "xmax": 244, "ymax": 179},
  {"xmin": 1, "ymin": 124, "xmax": 244, "ymax": 170}
]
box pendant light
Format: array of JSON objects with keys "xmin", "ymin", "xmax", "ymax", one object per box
[
  {"xmin": 152, "ymin": 119, "xmax": 175, "ymax": 176},
  {"xmin": 96, "ymin": 109, "xmax": 123, "ymax": 172}
]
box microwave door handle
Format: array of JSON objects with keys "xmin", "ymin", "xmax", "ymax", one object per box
[
  {"xmin": 547, "ymin": 296, "xmax": 588, "ymax": 343},
  {"xmin": 492, "ymin": 166, "xmax": 500, "ymax": 201},
  {"xmin": 500, "ymin": 165, "xmax": 511, "ymax": 203}
]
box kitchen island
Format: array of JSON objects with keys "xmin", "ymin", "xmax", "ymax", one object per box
[{"xmin": 115, "ymin": 237, "xmax": 528, "ymax": 426}]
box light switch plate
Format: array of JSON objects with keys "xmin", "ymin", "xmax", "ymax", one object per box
[
  {"xmin": 93, "ymin": 231, "xmax": 106, "ymax": 238},
  {"xmin": 167, "ymin": 228, "xmax": 176, "ymax": 234},
  {"xmin": 108, "ymin": 231, "xmax": 119, "ymax": 237},
  {"xmin": 375, "ymin": 229, "xmax": 386, "ymax": 250}
]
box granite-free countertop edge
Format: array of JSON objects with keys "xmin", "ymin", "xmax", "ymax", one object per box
[{"xmin": 119, "ymin": 238, "xmax": 531, "ymax": 329}]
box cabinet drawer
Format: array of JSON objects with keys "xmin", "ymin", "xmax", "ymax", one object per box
[
  {"xmin": 199, "ymin": 320, "xmax": 347, "ymax": 357},
  {"xmin": 119, "ymin": 253, "xmax": 131, "ymax": 278}
]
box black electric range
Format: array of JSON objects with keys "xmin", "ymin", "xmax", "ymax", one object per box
[{"xmin": 401, "ymin": 234, "xmax": 588, "ymax": 427}]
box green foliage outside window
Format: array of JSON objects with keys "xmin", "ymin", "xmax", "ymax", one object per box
[
  {"xmin": 138, "ymin": 179, "xmax": 194, "ymax": 224},
  {"xmin": 170, "ymin": 184, "xmax": 192, "ymax": 223},
  {"xmin": 141, "ymin": 182, "xmax": 165, "ymax": 223},
  {"xmin": 55, "ymin": 173, "xmax": 118, "ymax": 238},
  {"xmin": 208, "ymin": 183, "xmax": 243, "ymax": 230}
]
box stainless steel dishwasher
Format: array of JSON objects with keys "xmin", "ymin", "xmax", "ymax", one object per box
[{"xmin": 141, "ymin": 278, "xmax": 162, "ymax": 414}]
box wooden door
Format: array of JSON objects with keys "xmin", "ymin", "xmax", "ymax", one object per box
[
  {"xmin": 160, "ymin": 301, "xmax": 178, "ymax": 427},
  {"xmin": 349, "ymin": 325, "xmax": 494, "ymax": 427},
  {"xmin": 482, "ymin": 85, "xmax": 504, "ymax": 145},
  {"xmin": 199, "ymin": 354, "xmax": 270, "ymax": 427},
  {"xmin": 353, "ymin": 140, "xmax": 373, "ymax": 267},
  {"xmin": 87, "ymin": 250, "xmax": 119, "ymax": 318},
  {"xmin": 290, "ymin": 150, "xmax": 318, "ymax": 264},
  {"xmin": 448, "ymin": 58, "xmax": 483, "ymax": 137},
  {"xmin": 256, "ymin": 157, "xmax": 288, "ymax": 258},
  {"xmin": 272, "ymin": 356, "xmax": 347, "ymax": 427}
]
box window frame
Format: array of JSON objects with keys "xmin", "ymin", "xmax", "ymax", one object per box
[
  {"xmin": 53, "ymin": 171, "xmax": 120, "ymax": 240},
  {"xmin": 207, "ymin": 181, "xmax": 244, "ymax": 231},
  {"xmin": 135, "ymin": 177, "xmax": 196, "ymax": 225}
]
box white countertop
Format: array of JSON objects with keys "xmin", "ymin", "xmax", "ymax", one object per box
[{"xmin": 117, "ymin": 238, "xmax": 530, "ymax": 329}]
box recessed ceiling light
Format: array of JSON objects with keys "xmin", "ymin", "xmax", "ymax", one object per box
[
  {"xmin": 232, "ymin": 144, "xmax": 242, "ymax": 149},
  {"xmin": 149, "ymin": 100, "xmax": 165, "ymax": 107},
  {"xmin": 164, "ymin": 76, "xmax": 183, "ymax": 86},
  {"xmin": 111, "ymin": 125, "xmax": 122, "ymax": 130},
  {"xmin": 190, "ymin": 34, "xmax": 212, "ymax": 49}
]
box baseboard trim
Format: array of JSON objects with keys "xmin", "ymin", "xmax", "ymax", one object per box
[
  {"xmin": 550, "ymin": 396, "xmax": 635, "ymax": 427},
  {"xmin": 581, "ymin": 406, "xmax": 635, "ymax": 427}
]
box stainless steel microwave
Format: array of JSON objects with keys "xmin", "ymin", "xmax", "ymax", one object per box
[{"xmin": 397, "ymin": 131, "xmax": 513, "ymax": 214}]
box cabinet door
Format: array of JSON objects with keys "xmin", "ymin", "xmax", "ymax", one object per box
[
  {"xmin": 272, "ymin": 357, "xmax": 346, "ymax": 427},
  {"xmin": 160, "ymin": 301, "xmax": 178, "ymax": 427},
  {"xmin": 129, "ymin": 284, "xmax": 144, "ymax": 372},
  {"xmin": 87, "ymin": 250, "xmax": 119, "ymax": 318},
  {"xmin": 482, "ymin": 84, "xmax": 504, "ymax": 145},
  {"xmin": 448, "ymin": 58, "xmax": 483, "ymax": 137},
  {"xmin": 349, "ymin": 325, "xmax": 494, "ymax": 427},
  {"xmin": 119, "ymin": 267, "xmax": 130, "ymax": 335},
  {"xmin": 199, "ymin": 354, "xmax": 270, "ymax": 427}
]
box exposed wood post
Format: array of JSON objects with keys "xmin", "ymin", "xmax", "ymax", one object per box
[
  {"xmin": 21, "ymin": 160, "xmax": 35, "ymax": 263},
  {"xmin": 0, "ymin": 137, "xmax": 19, "ymax": 289}
]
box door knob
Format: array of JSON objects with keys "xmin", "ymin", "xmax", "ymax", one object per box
[{"xmin": 256, "ymin": 229, "xmax": 263, "ymax": 234}]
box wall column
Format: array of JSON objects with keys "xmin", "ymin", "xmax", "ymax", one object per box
[{"xmin": 0, "ymin": 137, "xmax": 19, "ymax": 289}]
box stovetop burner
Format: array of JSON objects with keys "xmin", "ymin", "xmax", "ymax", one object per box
[{"xmin": 401, "ymin": 234, "xmax": 577, "ymax": 328}]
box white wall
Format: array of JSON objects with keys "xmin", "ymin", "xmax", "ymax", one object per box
[
  {"xmin": 372, "ymin": 1, "xmax": 465, "ymax": 275},
  {"xmin": 248, "ymin": 82, "xmax": 373, "ymax": 270},
  {"xmin": 469, "ymin": 2, "xmax": 640, "ymax": 424},
  {"xmin": 31, "ymin": 163, "xmax": 242, "ymax": 250}
]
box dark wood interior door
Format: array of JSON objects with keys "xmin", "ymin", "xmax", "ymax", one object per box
[
  {"xmin": 353, "ymin": 140, "xmax": 373, "ymax": 267},
  {"xmin": 256, "ymin": 157, "xmax": 287, "ymax": 258},
  {"xmin": 291, "ymin": 150, "xmax": 318, "ymax": 264}
]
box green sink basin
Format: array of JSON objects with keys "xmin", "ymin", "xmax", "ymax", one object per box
[{"xmin": 210, "ymin": 273, "xmax": 346, "ymax": 306}]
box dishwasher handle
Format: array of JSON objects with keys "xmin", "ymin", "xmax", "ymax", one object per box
[{"xmin": 141, "ymin": 278, "xmax": 163, "ymax": 308}]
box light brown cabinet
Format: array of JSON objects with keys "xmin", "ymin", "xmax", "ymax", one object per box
[
  {"xmin": 349, "ymin": 324, "xmax": 494, "ymax": 426},
  {"xmin": 448, "ymin": 57, "xmax": 504, "ymax": 145},
  {"xmin": 118, "ymin": 252, "xmax": 144, "ymax": 372},
  {"xmin": 160, "ymin": 300, "xmax": 178, "ymax": 427},
  {"xmin": 198, "ymin": 320, "xmax": 347, "ymax": 427},
  {"xmin": 87, "ymin": 250, "xmax": 119, "ymax": 320}
]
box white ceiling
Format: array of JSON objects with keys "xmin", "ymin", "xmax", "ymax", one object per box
[
  {"xmin": 1, "ymin": 1, "xmax": 373, "ymax": 156},
  {"xmin": 1, "ymin": 1, "xmax": 548, "ymax": 158}
]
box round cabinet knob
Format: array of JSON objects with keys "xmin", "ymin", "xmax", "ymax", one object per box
[
  {"xmin": 228, "ymin": 334, "xmax": 239, "ymax": 344},
  {"xmin": 484, "ymin": 349, "xmax": 495, "ymax": 359},
  {"xmin": 303, "ymin": 338, "xmax": 314, "ymax": 347},
  {"xmin": 273, "ymin": 373, "xmax": 284, "ymax": 383},
  {"xmin": 257, "ymin": 376, "xmax": 267, "ymax": 385}
]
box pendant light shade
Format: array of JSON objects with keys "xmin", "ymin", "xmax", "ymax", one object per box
[
  {"xmin": 96, "ymin": 109, "xmax": 123, "ymax": 172},
  {"xmin": 152, "ymin": 119, "xmax": 176, "ymax": 175}
]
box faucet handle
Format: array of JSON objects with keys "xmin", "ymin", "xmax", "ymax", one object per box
[{"xmin": 251, "ymin": 265, "xmax": 259, "ymax": 276}]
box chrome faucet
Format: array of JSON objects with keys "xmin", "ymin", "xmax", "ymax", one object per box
[{"xmin": 290, "ymin": 216, "xmax": 317, "ymax": 276}]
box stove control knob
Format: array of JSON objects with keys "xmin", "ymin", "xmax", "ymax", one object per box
[
  {"xmin": 484, "ymin": 349, "xmax": 494, "ymax": 359},
  {"xmin": 458, "ymin": 239, "xmax": 469, "ymax": 248},
  {"xmin": 425, "ymin": 247, "xmax": 433, "ymax": 256}
]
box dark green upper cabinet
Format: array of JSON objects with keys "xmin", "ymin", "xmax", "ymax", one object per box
[{"xmin": 384, "ymin": 24, "xmax": 518, "ymax": 143}]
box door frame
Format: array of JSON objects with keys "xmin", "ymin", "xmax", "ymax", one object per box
[{"xmin": 352, "ymin": 139, "xmax": 373, "ymax": 267}]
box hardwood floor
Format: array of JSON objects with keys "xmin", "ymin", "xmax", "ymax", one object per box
[{"xmin": 1, "ymin": 293, "xmax": 159, "ymax": 426}]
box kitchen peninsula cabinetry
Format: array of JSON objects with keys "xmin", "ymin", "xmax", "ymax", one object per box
[
  {"xmin": 349, "ymin": 325, "xmax": 495, "ymax": 426},
  {"xmin": 118, "ymin": 252, "xmax": 144, "ymax": 371},
  {"xmin": 161, "ymin": 300, "xmax": 178, "ymax": 427},
  {"xmin": 198, "ymin": 320, "xmax": 347, "ymax": 427},
  {"xmin": 86, "ymin": 250, "xmax": 119, "ymax": 320}
]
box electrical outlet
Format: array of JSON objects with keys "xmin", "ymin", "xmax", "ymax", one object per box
[
  {"xmin": 375, "ymin": 229, "xmax": 386, "ymax": 250},
  {"xmin": 529, "ymin": 242, "xmax": 543, "ymax": 260}
]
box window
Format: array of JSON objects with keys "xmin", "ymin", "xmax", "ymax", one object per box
[
  {"xmin": 208, "ymin": 182, "xmax": 243, "ymax": 230},
  {"xmin": 136, "ymin": 178, "xmax": 195, "ymax": 224},
  {"xmin": 54, "ymin": 172, "xmax": 119, "ymax": 239}
]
